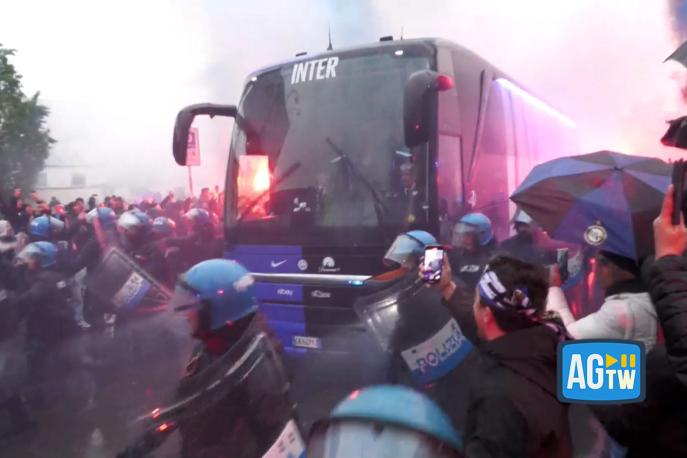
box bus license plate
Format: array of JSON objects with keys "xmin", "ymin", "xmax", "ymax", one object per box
[{"xmin": 292, "ymin": 336, "xmax": 322, "ymax": 350}]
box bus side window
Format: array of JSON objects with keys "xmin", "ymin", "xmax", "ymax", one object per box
[
  {"xmin": 436, "ymin": 48, "xmax": 462, "ymax": 244},
  {"xmin": 468, "ymin": 82, "xmax": 511, "ymax": 243}
]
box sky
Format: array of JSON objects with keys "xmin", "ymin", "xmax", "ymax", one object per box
[{"xmin": 0, "ymin": 0, "xmax": 686, "ymax": 197}]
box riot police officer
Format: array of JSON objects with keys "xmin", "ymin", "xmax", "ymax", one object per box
[
  {"xmin": 499, "ymin": 209, "xmax": 558, "ymax": 267},
  {"xmin": 117, "ymin": 209, "xmax": 169, "ymax": 287},
  {"xmin": 358, "ymin": 230, "xmax": 473, "ymax": 430},
  {"xmin": 448, "ymin": 213, "xmax": 497, "ymax": 290},
  {"xmin": 307, "ymin": 385, "xmax": 463, "ymax": 458},
  {"xmin": 166, "ymin": 208, "xmax": 220, "ymax": 275},
  {"xmin": 28, "ymin": 214, "xmax": 66, "ymax": 243},
  {"xmin": 66, "ymin": 207, "xmax": 119, "ymax": 328},
  {"xmin": 151, "ymin": 216, "xmax": 177, "ymax": 239},
  {"xmin": 10, "ymin": 242, "xmax": 80, "ymax": 407},
  {"xmin": 118, "ymin": 259, "xmax": 302, "ymax": 458}
]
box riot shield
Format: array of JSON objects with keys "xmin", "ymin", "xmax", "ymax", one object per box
[
  {"xmin": 118, "ymin": 317, "xmax": 304, "ymax": 458},
  {"xmin": 353, "ymin": 274, "xmax": 473, "ymax": 430},
  {"xmin": 84, "ymin": 247, "xmax": 172, "ymax": 312}
]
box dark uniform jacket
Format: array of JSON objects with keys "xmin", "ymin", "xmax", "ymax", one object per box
[{"xmin": 447, "ymin": 312, "xmax": 572, "ymax": 458}]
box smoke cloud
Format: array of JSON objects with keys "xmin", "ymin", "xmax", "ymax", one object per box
[{"xmin": 1, "ymin": 0, "xmax": 685, "ymax": 202}]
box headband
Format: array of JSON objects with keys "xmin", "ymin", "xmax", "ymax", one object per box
[{"xmin": 478, "ymin": 265, "xmax": 535, "ymax": 317}]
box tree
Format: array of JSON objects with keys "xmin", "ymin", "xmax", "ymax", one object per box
[{"xmin": 0, "ymin": 44, "xmax": 54, "ymax": 199}]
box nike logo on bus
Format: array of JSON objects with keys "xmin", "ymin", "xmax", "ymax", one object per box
[{"xmin": 271, "ymin": 260, "xmax": 287, "ymax": 268}]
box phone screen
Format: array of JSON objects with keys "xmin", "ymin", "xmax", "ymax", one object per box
[{"xmin": 422, "ymin": 246, "xmax": 444, "ymax": 283}]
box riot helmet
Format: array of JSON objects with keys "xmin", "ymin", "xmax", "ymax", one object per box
[
  {"xmin": 511, "ymin": 208, "xmax": 537, "ymax": 241},
  {"xmin": 29, "ymin": 215, "xmax": 65, "ymax": 240},
  {"xmin": 171, "ymin": 259, "xmax": 259, "ymax": 337},
  {"xmin": 117, "ymin": 209, "xmax": 151, "ymax": 246},
  {"xmin": 384, "ymin": 230, "xmax": 438, "ymax": 270},
  {"xmin": 16, "ymin": 241, "xmax": 58, "ymax": 269},
  {"xmin": 184, "ymin": 208, "xmax": 211, "ymax": 228},
  {"xmin": 152, "ymin": 216, "xmax": 177, "ymax": 237},
  {"xmin": 86, "ymin": 207, "xmax": 117, "ymax": 230},
  {"xmin": 307, "ymin": 385, "xmax": 463, "ymax": 458},
  {"xmin": 452, "ymin": 213, "xmax": 493, "ymax": 250}
]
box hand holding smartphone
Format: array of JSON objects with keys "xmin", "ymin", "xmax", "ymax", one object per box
[{"xmin": 422, "ymin": 245, "xmax": 445, "ymax": 284}]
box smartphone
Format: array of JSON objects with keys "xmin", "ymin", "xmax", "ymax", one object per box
[
  {"xmin": 557, "ymin": 248, "xmax": 569, "ymax": 284},
  {"xmin": 672, "ymin": 159, "xmax": 686, "ymax": 226},
  {"xmin": 422, "ymin": 245, "xmax": 444, "ymax": 284}
]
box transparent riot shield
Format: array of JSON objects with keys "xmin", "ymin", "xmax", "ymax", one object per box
[
  {"xmin": 84, "ymin": 247, "xmax": 172, "ymax": 312},
  {"xmin": 117, "ymin": 317, "xmax": 304, "ymax": 458},
  {"xmin": 353, "ymin": 274, "xmax": 473, "ymax": 430}
]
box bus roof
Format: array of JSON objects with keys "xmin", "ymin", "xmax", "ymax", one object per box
[{"xmin": 245, "ymin": 37, "xmax": 567, "ymax": 122}]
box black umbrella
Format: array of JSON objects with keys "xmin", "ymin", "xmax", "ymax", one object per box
[{"xmin": 510, "ymin": 151, "xmax": 671, "ymax": 260}]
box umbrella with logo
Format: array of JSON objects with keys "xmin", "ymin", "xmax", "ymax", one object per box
[{"xmin": 510, "ymin": 151, "xmax": 671, "ymax": 260}]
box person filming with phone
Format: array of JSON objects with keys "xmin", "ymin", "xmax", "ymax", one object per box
[
  {"xmin": 547, "ymin": 250, "xmax": 657, "ymax": 349},
  {"xmin": 423, "ymin": 253, "xmax": 572, "ymax": 457}
]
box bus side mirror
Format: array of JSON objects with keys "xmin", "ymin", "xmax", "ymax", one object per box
[
  {"xmin": 172, "ymin": 103, "xmax": 238, "ymax": 165},
  {"xmin": 662, "ymin": 115, "xmax": 687, "ymax": 149},
  {"xmin": 403, "ymin": 70, "xmax": 453, "ymax": 148}
]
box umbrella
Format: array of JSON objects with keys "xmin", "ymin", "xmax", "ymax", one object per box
[
  {"xmin": 665, "ymin": 39, "xmax": 687, "ymax": 68},
  {"xmin": 661, "ymin": 115, "xmax": 687, "ymax": 149},
  {"xmin": 510, "ymin": 151, "xmax": 671, "ymax": 260}
]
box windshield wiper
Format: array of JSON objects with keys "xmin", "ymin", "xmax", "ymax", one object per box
[{"xmin": 325, "ymin": 137, "xmax": 387, "ymax": 224}]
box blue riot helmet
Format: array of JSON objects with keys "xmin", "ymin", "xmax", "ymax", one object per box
[
  {"xmin": 307, "ymin": 385, "xmax": 463, "ymax": 458},
  {"xmin": 16, "ymin": 241, "xmax": 58, "ymax": 269},
  {"xmin": 86, "ymin": 207, "xmax": 117, "ymax": 230},
  {"xmin": 184, "ymin": 208, "xmax": 210, "ymax": 228},
  {"xmin": 452, "ymin": 213, "xmax": 494, "ymax": 249},
  {"xmin": 384, "ymin": 230, "xmax": 438, "ymax": 270},
  {"xmin": 117, "ymin": 209, "xmax": 151, "ymax": 243},
  {"xmin": 29, "ymin": 215, "xmax": 65, "ymax": 240},
  {"xmin": 171, "ymin": 259, "xmax": 259, "ymax": 335},
  {"xmin": 152, "ymin": 216, "xmax": 177, "ymax": 237}
]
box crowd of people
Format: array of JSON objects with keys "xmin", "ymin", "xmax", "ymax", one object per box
[
  {"xmin": 0, "ymin": 186, "xmax": 225, "ymax": 238},
  {"xmin": 1, "ymin": 179, "xmax": 687, "ymax": 457}
]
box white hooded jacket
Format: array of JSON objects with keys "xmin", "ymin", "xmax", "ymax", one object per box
[{"xmin": 547, "ymin": 284, "xmax": 657, "ymax": 351}]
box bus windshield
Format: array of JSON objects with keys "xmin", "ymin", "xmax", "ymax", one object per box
[{"xmin": 225, "ymin": 48, "xmax": 432, "ymax": 247}]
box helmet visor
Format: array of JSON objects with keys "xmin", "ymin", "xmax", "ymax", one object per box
[
  {"xmin": 308, "ymin": 421, "xmax": 461, "ymax": 458},
  {"xmin": 169, "ymin": 282, "xmax": 202, "ymax": 312},
  {"xmin": 384, "ymin": 234, "xmax": 422, "ymax": 269},
  {"xmin": 451, "ymin": 223, "xmax": 477, "ymax": 248}
]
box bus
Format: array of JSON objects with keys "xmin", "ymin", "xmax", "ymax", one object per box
[{"xmin": 172, "ymin": 36, "xmax": 578, "ymax": 421}]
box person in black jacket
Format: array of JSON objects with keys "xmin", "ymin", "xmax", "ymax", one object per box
[
  {"xmin": 594, "ymin": 185, "xmax": 687, "ymax": 457},
  {"xmin": 648, "ymin": 184, "xmax": 687, "ymax": 385},
  {"xmin": 433, "ymin": 254, "xmax": 572, "ymax": 458},
  {"xmin": 10, "ymin": 242, "xmax": 81, "ymax": 411}
]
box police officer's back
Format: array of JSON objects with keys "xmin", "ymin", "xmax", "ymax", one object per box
[{"xmin": 119, "ymin": 259, "xmax": 302, "ymax": 458}]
